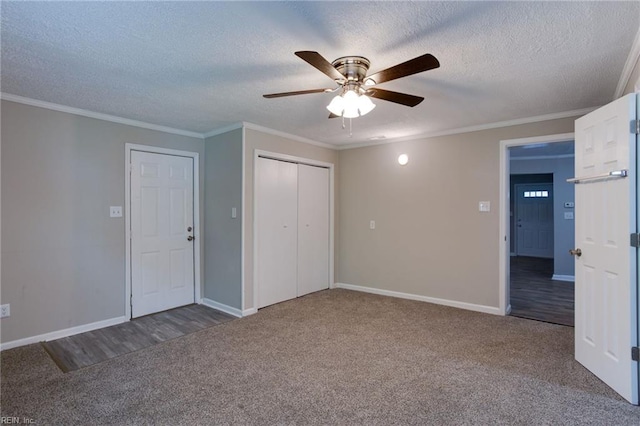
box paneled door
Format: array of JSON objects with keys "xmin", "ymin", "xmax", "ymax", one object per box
[
  {"xmin": 297, "ymin": 164, "xmax": 330, "ymax": 296},
  {"xmin": 573, "ymin": 93, "xmax": 638, "ymax": 404},
  {"xmin": 515, "ymin": 183, "xmax": 554, "ymax": 258},
  {"xmin": 130, "ymin": 151, "xmax": 195, "ymax": 318},
  {"xmin": 256, "ymin": 157, "xmax": 298, "ymax": 308}
]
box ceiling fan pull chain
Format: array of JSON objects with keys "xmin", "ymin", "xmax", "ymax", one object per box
[
  {"xmin": 342, "ymin": 115, "xmax": 346, "ymax": 130},
  {"xmin": 349, "ymin": 117, "xmax": 353, "ymax": 137}
]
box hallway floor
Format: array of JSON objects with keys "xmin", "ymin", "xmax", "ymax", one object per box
[{"xmin": 510, "ymin": 256, "xmax": 574, "ymax": 327}]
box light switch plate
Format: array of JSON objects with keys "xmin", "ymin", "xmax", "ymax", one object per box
[
  {"xmin": 231, "ymin": 207, "xmax": 237, "ymax": 219},
  {"xmin": 564, "ymin": 212, "xmax": 574, "ymax": 220},
  {"xmin": 479, "ymin": 201, "xmax": 491, "ymax": 212},
  {"xmin": 564, "ymin": 202, "xmax": 575, "ymax": 208},
  {"xmin": 110, "ymin": 206, "xmax": 123, "ymax": 218},
  {"xmin": 0, "ymin": 304, "xmax": 10, "ymax": 318},
  {"xmin": 370, "ymin": 220, "xmax": 376, "ymax": 230}
]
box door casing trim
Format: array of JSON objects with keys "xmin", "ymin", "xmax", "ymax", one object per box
[
  {"xmin": 498, "ymin": 133, "xmax": 574, "ymax": 316},
  {"xmin": 125, "ymin": 143, "xmax": 201, "ymax": 320}
]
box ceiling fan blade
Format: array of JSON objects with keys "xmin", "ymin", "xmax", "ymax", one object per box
[
  {"xmin": 295, "ymin": 51, "xmax": 344, "ymax": 81},
  {"xmin": 328, "ymin": 112, "xmax": 340, "ymax": 119},
  {"xmin": 366, "ymin": 88, "xmax": 424, "ymax": 107},
  {"xmin": 365, "ymin": 53, "xmax": 439, "ymax": 85},
  {"xmin": 263, "ymin": 88, "xmax": 330, "ymax": 98}
]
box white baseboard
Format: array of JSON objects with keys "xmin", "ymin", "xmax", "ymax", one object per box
[
  {"xmin": 335, "ymin": 283, "xmax": 502, "ymax": 316},
  {"xmin": 0, "ymin": 316, "xmax": 128, "ymax": 351},
  {"xmin": 506, "ymin": 304, "xmax": 512, "ymax": 315},
  {"xmin": 201, "ymin": 298, "xmax": 243, "ymax": 318},
  {"xmin": 242, "ymin": 308, "xmax": 258, "ymax": 316},
  {"xmin": 552, "ymin": 274, "xmax": 575, "ymax": 282}
]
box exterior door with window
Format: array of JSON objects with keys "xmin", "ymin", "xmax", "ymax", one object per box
[{"xmin": 515, "ymin": 183, "xmax": 554, "ymax": 258}]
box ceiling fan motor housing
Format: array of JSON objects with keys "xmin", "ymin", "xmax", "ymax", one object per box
[{"xmin": 331, "ymin": 56, "xmax": 370, "ymax": 83}]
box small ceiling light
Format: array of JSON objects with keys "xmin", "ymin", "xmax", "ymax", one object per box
[{"xmin": 398, "ymin": 154, "xmax": 409, "ymax": 165}]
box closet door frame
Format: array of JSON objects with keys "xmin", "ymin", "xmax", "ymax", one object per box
[{"xmin": 253, "ymin": 150, "xmax": 335, "ymax": 311}]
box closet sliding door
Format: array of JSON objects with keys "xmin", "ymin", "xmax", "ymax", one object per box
[
  {"xmin": 297, "ymin": 164, "xmax": 330, "ymax": 296},
  {"xmin": 256, "ymin": 157, "xmax": 298, "ymax": 308}
]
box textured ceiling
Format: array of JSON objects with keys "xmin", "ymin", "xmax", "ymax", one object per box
[{"xmin": 1, "ymin": 2, "xmax": 639, "ymax": 146}]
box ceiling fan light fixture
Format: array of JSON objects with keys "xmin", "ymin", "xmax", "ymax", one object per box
[
  {"xmin": 343, "ymin": 105, "xmax": 360, "ymax": 119},
  {"xmin": 328, "ymin": 90, "xmax": 375, "ymax": 118},
  {"xmin": 342, "ymin": 90, "xmax": 360, "ymax": 118},
  {"xmin": 357, "ymin": 94, "xmax": 376, "ymax": 116},
  {"xmin": 326, "ymin": 95, "xmax": 345, "ymax": 116}
]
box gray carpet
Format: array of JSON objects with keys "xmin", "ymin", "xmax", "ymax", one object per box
[{"xmin": 1, "ymin": 289, "xmax": 639, "ymax": 425}]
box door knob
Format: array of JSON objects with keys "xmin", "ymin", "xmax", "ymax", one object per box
[
  {"xmin": 187, "ymin": 226, "xmax": 192, "ymax": 232},
  {"xmin": 187, "ymin": 235, "xmax": 195, "ymax": 242},
  {"xmin": 569, "ymin": 248, "xmax": 582, "ymax": 257}
]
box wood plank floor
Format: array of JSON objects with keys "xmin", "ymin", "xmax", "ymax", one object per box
[
  {"xmin": 42, "ymin": 304, "xmax": 235, "ymax": 372},
  {"xmin": 510, "ymin": 256, "xmax": 574, "ymax": 327}
]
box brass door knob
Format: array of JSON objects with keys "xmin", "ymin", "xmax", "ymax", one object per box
[{"xmin": 569, "ymin": 248, "xmax": 582, "ymax": 257}]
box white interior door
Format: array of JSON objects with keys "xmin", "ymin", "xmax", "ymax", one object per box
[
  {"xmin": 515, "ymin": 183, "xmax": 554, "ymax": 258},
  {"xmin": 256, "ymin": 157, "xmax": 298, "ymax": 308},
  {"xmin": 297, "ymin": 164, "xmax": 330, "ymax": 297},
  {"xmin": 573, "ymin": 93, "xmax": 638, "ymax": 404},
  {"xmin": 131, "ymin": 151, "xmax": 195, "ymax": 318}
]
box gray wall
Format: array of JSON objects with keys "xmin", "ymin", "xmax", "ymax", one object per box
[
  {"xmin": 510, "ymin": 156, "xmax": 576, "ymax": 277},
  {"xmin": 337, "ymin": 117, "xmax": 577, "ymax": 309},
  {"xmin": 1, "ymin": 100, "xmax": 205, "ymax": 344},
  {"xmin": 243, "ymin": 128, "xmax": 338, "ymax": 311},
  {"xmin": 203, "ymin": 129, "xmax": 243, "ymax": 309}
]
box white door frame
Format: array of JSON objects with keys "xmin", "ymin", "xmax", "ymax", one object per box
[
  {"xmin": 499, "ymin": 133, "xmax": 574, "ymax": 315},
  {"xmin": 125, "ymin": 143, "xmax": 201, "ymax": 320},
  {"xmin": 252, "ymin": 149, "xmax": 335, "ymax": 312}
]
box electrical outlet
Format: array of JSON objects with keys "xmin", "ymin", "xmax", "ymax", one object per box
[
  {"xmin": 110, "ymin": 206, "xmax": 123, "ymax": 218},
  {"xmin": 0, "ymin": 304, "xmax": 10, "ymax": 318}
]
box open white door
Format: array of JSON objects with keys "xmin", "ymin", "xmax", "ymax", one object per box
[{"xmin": 573, "ymin": 93, "xmax": 638, "ymax": 404}]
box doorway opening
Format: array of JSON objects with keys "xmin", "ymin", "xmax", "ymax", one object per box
[
  {"xmin": 510, "ymin": 171, "xmax": 575, "ymax": 325},
  {"xmin": 499, "ymin": 134, "xmax": 575, "ymax": 326}
]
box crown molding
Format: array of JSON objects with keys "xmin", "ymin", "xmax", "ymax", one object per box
[
  {"xmin": 614, "ymin": 26, "xmax": 640, "ymax": 99},
  {"xmin": 202, "ymin": 122, "xmax": 244, "ymax": 139},
  {"xmin": 336, "ymin": 107, "xmax": 597, "ymax": 150},
  {"xmin": 241, "ymin": 122, "xmax": 336, "ymax": 150},
  {"xmin": 1, "ymin": 92, "xmax": 599, "ymax": 151},
  {"xmin": 0, "ymin": 93, "xmax": 204, "ymax": 139}
]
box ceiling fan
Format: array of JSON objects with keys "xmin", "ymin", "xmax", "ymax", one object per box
[{"xmin": 263, "ymin": 51, "xmax": 440, "ymax": 119}]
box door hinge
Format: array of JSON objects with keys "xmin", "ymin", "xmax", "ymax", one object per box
[
  {"xmin": 632, "ymin": 119, "xmax": 640, "ymax": 135},
  {"xmin": 631, "ymin": 233, "xmax": 640, "ymax": 248},
  {"xmin": 632, "ymin": 347, "xmax": 639, "ymax": 362}
]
